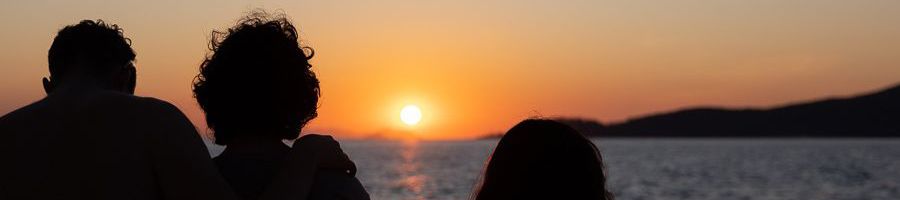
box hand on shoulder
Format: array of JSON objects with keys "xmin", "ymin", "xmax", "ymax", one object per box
[{"xmin": 291, "ymin": 134, "xmax": 357, "ymax": 175}]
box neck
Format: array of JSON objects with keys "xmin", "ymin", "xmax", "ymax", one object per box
[
  {"xmin": 50, "ymin": 75, "xmax": 115, "ymax": 94},
  {"xmin": 222, "ymin": 135, "xmax": 290, "ymax": 155}
]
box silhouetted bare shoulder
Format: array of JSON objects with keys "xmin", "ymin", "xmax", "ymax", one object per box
[{"xmin": 0, "ymin": 90, "xmax": 238, "ymax": 200}]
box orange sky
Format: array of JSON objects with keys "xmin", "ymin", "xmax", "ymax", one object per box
[{"xmin": 2, "ymin": 0, "xmax": 899, "ymax": 140}]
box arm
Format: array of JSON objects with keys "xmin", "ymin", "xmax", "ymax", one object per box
[
  {"xmin": 143, "ymin": 100, "xmax": 240, "ymax": 200},
  {"xmin": 261, "ymin": 135, "xmax": 358, "ymax": 200},
  {"xmin": 144, "ymin": 99, "xmax": 333, "ymax": 200},
  {"xmin": 338, "ymin": 176, "xmax": 371, "ymax": 200}
]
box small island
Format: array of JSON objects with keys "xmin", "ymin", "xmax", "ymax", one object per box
[{"xmin": 545, "ymin": 83, "xmax": 900, "ymax": 138}]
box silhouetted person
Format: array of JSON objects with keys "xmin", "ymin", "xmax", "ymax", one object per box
[
  {"xmin": 0, "ymin": 19, "xmax": 352, "ymax": 200},
  {"xmin": 192, "ymin": 12, "xmax": 369, "ymax": 200},
  {"xmin": 472, "ymin": 119, "xmax": 614, "ymax": 200}
]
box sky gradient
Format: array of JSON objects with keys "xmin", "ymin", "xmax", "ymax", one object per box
[{"xmin": 1, "ymin": 0, "xmax": 899, "ymax": 140}]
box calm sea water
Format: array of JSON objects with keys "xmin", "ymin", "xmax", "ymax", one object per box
[{"xmin": 208, "ymin": 139, "xmax": 900, "ymax": 200}]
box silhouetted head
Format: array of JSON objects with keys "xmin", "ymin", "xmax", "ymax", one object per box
[
  {"xmin": 473, "ymin": 119, "xmax": 613, "ymax": 200},
  {"xmin": 193, "ymin": 11, "xmax": 319, "ymax": 145},
  {"xmin": 45, "ymin": 20, "xmax": 136, "ymax": 94}
]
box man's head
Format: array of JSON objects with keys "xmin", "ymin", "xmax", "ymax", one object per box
[
  {"xmin": 193, "ymin": 11, "xmax": 319, "ymax": 145},
  {"xmin": 45, "ymin": 20, "xmax": 136, "ymax": 94}
]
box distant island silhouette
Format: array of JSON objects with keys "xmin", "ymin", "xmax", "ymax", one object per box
[{"xmin": 548, "ymin": 83, "xmax": 900, "ymax": 138}]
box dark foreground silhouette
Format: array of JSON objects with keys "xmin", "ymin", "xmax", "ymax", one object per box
[
  {"xmin": 473, "ymin": 119, "xmax": 614, "ymax": 200},
  {"xmin": 550, "ymin": 83, "xmax": 900, "ymax": 137},
  {"xmin": 193, "ymin": 11, "xmax": 369, "ymax": 200},
  {"xmin": 0, "ymin": 19, "xmax": 353, "ymax": 200}
]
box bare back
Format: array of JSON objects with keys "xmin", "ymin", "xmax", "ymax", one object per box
[{"xmin": 0, "ymin": 89, "xmax": 237, "ymax": 200}]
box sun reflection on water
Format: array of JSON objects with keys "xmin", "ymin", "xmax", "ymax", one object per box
[{"xmin": 395, "ymin": 140, "xmax": 429, "ymax": 200}]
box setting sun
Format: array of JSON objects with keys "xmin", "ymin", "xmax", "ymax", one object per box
[{"xmin": 400, "ymin": 105, "xmax": 422, "ymax": 126}]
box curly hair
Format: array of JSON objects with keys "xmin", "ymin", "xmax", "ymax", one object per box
[
  {"xmin": 48, "ymin": 20, "xmax": 135, "ymax": 79},
  {"xmin": 193, "ymin": 11, "xmax": 319, "ymax": 145}
]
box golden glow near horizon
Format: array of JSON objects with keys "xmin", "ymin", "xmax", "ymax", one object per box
[
  {"xmin": 1, "ymin": 1, "xmax": 900, "ymax": 140},
  {"xmin": 400, "ymin": 105, "xmax": 422, "ymax": 126}
]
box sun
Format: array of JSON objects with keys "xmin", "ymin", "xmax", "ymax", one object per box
[{"xmin": 400, "ymin": 105, "xmax": 422, "ymax": 126}]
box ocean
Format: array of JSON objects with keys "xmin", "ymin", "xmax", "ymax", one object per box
[{"xmin": 207, "ymin": 139, "xmax": 900, "ymax": 200}]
